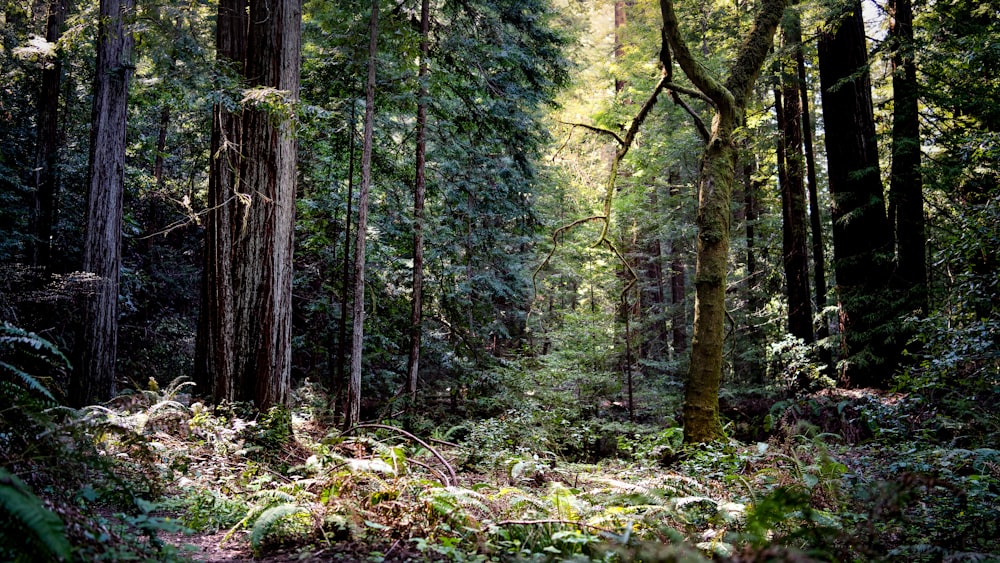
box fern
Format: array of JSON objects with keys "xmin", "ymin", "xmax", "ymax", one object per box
[
  {"xmin": 0, "ymin": 467, "xmax": 72, "ymax": 561},
  {"xmin": 0, "ymin": 322, "xmax": 68, "ymax": 404},
  {"xmin": 250, "ymin": 503, "xmax": 308, "ymax": 551}
]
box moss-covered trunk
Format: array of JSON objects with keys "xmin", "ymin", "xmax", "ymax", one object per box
[{"xmin": 682, "ymin": 119, "xmax": 736, "ymax": 443}]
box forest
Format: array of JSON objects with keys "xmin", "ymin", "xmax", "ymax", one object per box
[{"xmin": 0, "ymin": 0, "xmax": 997, "ymax": 559}]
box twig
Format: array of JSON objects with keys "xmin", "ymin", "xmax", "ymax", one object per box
[
  {"xmin": 493, "ymin": 519, "xmax": 617, "ymax": 535},
  {"xmin": 345, "ymin": 423, "xmax": 457, "ymax": 486}
]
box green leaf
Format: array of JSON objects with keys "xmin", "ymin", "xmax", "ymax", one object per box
[
  {"xmin": 0, "ymin": 468, "xmax": 72, "ymax": 560},
  {"xmin": 250, "ymin": 504, "xmax": 307, "ymax": 551}
]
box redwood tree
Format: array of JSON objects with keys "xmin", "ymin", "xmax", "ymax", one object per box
[
  {"xmin": 71, "ymin": 0, "xmax": 134, "ymax": 406},
  {"xmin": 818, "ymin": 1, "xmax": 898, "ymax": 388},
  {"xmin": 195, "ymin": 0, "xmax": 301, "ymax": 409}
]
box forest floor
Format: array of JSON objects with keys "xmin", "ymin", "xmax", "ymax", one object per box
[{"xmin": 5, "ymin": 378, "xmax": 1000, "ymax": 562}]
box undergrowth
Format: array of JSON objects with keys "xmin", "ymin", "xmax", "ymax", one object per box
[{"xmin": 1, "ymin": 335, "xmax": 997, "ymax": 561}]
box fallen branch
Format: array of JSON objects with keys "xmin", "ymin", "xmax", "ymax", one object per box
[{"xmin": 345, "ymin": 423, "xmax": 458, "ymax": 486}]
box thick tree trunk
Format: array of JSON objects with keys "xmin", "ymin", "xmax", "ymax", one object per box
[
  {"xmin": 888, "ymin": 0, "xmax": 927, "ymax": 315},
  {"xmin": 818, "ymin": 2, "xmax": 898, "ymax": 388},
  {"xmin": 407, "ymin": 0, "xmax": 429, "ymax": 403},
  {"xmin": 778, "ymin": 15, "xmax": 813, "ymax": 344},
  {"xmin": 195, "ymin": 0, "xmax": 245, "ymax": 403},
  {"xmin": 71, "ymin": 0, "xmax": 133, "ymax": 406},
  {"xmin": 232, "ymin": 0, "xmax": 301, "ymax": 409},
  {"xmin": 347, "ymin": 0, "xmax": 378, "ymax": 428},
  {"xmin": 30, "ymin": 0, "xmax": 67, "ymax": 271},
  {"xmin": 660, "ymin": 0, "xmax": 785, "ymax": 442}
]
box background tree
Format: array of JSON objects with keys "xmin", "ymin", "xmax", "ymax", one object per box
[
  {"xmin": 70, "ymin": 0, "xmax": 134, "ymax": 406},
  {"xmin": 817, "ymin": 0, "xmax": 899, "ymax": 388}
]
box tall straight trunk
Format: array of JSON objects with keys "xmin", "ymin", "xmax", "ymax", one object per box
[
  {"xmin": 818, "ymin": 1, "xmax": 897, "ymax": 388},
  {"xmin": 153, "ymin": 106, "xmax": 169, "ymax": 185},
  {"xmin": 888, "ymin": 0, "xmax": 927, "ymax": 315},
  {"xmin": 406, "ymin": 0, "xmax": 429, "ymax": 403},
  {"xmin": 231, "ymin": 0, "xmax": 301, "ymax": 409},
  {"xmin": 195, "ymin": 0, "xmax": 245, "ymax": 403},
  {"xmin": 661, "ymin": 0, "xmax": 786, "ymax": 443},
  {"xmin": 778, "ymin": 15, "xmax": 813, "ymax": 343},
  {"xmin": 31, "ymin": 0, "xmax": 68, "ymax": 271},
  {"xmin": 71, "ymin": 0, "xmax": 133, "ymax": 406},
  {"xmin": 336, "ymin": 102, "xmax": 356, "ymax": 403},
  {"xmin": 798, "ymin": 39, "xmax": 826, "ymax": 314},
  {"xmin": 668, "ymin": 184, "xmax": 687, "ymax": 356},
  {"xmin": 742, "ymin": 150, "xmax": 766, "ymax": 382},
  {"xmin": 347, "ymin": 0, "xmax": 378, "ymax": 428}
]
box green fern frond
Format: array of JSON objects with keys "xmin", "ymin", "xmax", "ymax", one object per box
[
  {"xmin": 0, "ymin": 361, "xmax": 57, "ymax": 403},
  {"xmin": 0, "ymin": 322, "xmax": 71, "ymax": 368},
  {"xmin": 250, "ymin": 503, "xmax": 308, "ymax": 551},
  {"xmin": 0, "ymin": 467, "xmax": 72, "ymax": 561}
]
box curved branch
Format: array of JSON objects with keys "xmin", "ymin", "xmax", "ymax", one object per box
[
  {"xmin": 557, "ymin": 120, "xmax": 624, "ymax": 146},
  {"xmin": 529, "ymin": 215, "xmax": 607, "ymax": 321},
  {"xmin": 669, "ymin": 90, "xmax": 710, "ymax": 142},
  {"xmin": 659, "ymin": 0, "xmax": 732, "ymax": 109},
  {"xmin": 345, "ymin": 423, "xmax": 457, "ymax": 486}
]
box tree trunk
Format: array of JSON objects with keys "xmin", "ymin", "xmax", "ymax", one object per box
[
  {"xmin": 777, "ymin": 15, "xmax": 813, "ymax": 344},
  {"xmin": 798, "ymin": 33, "xmax": 829, "ymax": 357},
  {"xmin": 742, "ymin": 150, "xmax": 766, "ymax": 383},
  {"xmin": 407, "ymin": 0, "xmax": 429, "ymax": 403},
  {"xmin": 30, "ymin": 0, "xmax": 67, "ymax": 271},
  {"xmin": 71, "ymin": 0, "xmax": 133, "ymax": 406},
  {"xmin": 195, "ymin": 0, "xmax": 245, "ymax": 403},
  {"xmin": 888, "ymin": 0, "xmax": 927, "ymax": 315},
  {"xmin": 335, "ymin": 101, "xmax": 356, "ymax": 407},
  {"xmin": 818, "ymin": 2, "xmax": 898, "ymax": 388},
  {"xmin": 668, "ymin": 184, "xmax": 687, "ymax": 357},
  {"xmin": 232, "ymin": 0, "xmax": 301, "ymax": 409},
  {"xmin": 660, "ymin": 0, "xmax": 786, "ymax": 443},
  {"xmin": 347, "ymin": 0, "xmax": 378, "ymax": 428}
]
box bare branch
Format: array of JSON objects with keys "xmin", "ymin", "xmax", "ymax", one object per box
[
  {"xmin": 345, "ymin": 423, "xmax": 457, "ymax": 486},
  {"xmin": 556, "ymin": 120, "xmax": 625, "ymax": 146},
  {"xmin": 669, "ymin": 90, "xmax": 710, "ymax": 142}
]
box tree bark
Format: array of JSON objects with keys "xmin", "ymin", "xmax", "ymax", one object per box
[
  {"xmin": 660, "ymin": 0, "xmax": 786, "ymax": 443},
  {"xmin": 818, "ymin": 2, "xmax": 898, "ymax": 388},
  {"xmin": 347, "ymin": 0, "xmax": 378, "ymax": 428},
  {"xmin": 407, "ymin": 0, "xmax": 429, "ymax": 403},
  {"xmin": 71, "ymin": 0, "xmax": 133, "ymax": 406},
  {"xmin": 797, "ymin": 32, "xmax": 829, "ymax": 354},
  {"xmin": 195, "ymin": 0, "xmax": 245, "ymax": 403},
  {"xmin": 778, "ymin": 13, "xmax": 813, "ymax": 344},
  {"xmin": 232, "ymin": 0, "xmax": 301, "ymax": 409},
  {"xmin": 30, "ymin": 0, "xmax": 68, "ymax": 272},
  {"xmin": 888, "ymin": 0, "xmax": 927, "ymax": 315}
]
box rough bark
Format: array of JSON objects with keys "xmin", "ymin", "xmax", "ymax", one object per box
[
  {"xmin": 888, "ymin": 0, "xmax": 927, "ymax": 315},
  {"xmin": 195, "ymin": 0, "xmax": 245, "ymax": 403},
  {"xmin": 660, "ymin": 0, "xmax": 786, "ymax": 443},
  {"xmin": 818, "ymin": 2, "xmax": 898, "ymax": 388},
  {"xmin": 30, "ymin": 0, "xmax": 68, "ymax": 271},
  {"xmin": 407, "ymin": 0, "xmax": 429, "ymax": 403},
  {"xmin": 797, "ymin": 35, "xmax": 828, "ymax": 349},
  {"xmin": 778, "ymin": 13, "xmax": 813, "ymax": 343},
  {"xmin": 71, "ymin": 0, "xmax": 133, "ymax": 406},
  {"xmin": 232, "ymin": 0, "xmax": 301, "ymax": 409},
  {"xmin": 347, "ymin": 0, "xmax": 378, "ymax": 428}
]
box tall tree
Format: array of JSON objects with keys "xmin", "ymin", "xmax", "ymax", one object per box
[
  {"xmin": 232, "ymin": 0, "xmax": 301, "ymax": 408},
  {"xmin": 888, "ymin": 0, "xmax": 927, "ymax": 315},
  {"xmin": 406, "ymin": 0, "xmax": 430, "ymax": 403},
  {"xmin": 659, "ymin": 0, "xmax": 786, "ymax": 442},
  {"xmin": 30, "ymin": 0, "xmax": 68, "ymax": 271},
  {"xmin": 777, "ymin": 11, "xmax": 813, "ymax": 344},
  {"xmin": 195, "ymin": 0, "xmax": 300, "ymax": 409},
  {"xmin": 194, "ymin": 0, "xmax": 245, "ymax": 403},
  {"xmin": 818, "ymin": 1, "xmax": 898, "ymax": 388},
  {"xmin": 347, "ymin": 0, "xmax": 378, "ymax": 428},
  {"xmin": 71, "ymin": 0, "xmax": 134, "ymax": 406}
]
